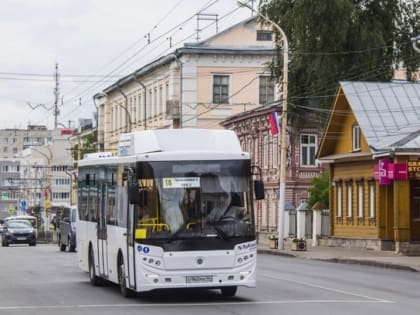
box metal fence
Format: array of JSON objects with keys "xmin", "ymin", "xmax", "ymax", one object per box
[
  {"xmin": 287, "ymin": 209, "xmax": 329, "ymax": 239},
  {"xmin": 321, "ymin": 209, "xmax": 330, "ymax": 236},
  {"xmin": 288, "ymin": 210, "xmax": 296, "ymax": 238}
]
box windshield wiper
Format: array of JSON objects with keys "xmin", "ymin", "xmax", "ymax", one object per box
[{"xmin": 212, "ymin": 225, "xmax": 230, "ymax": 241}]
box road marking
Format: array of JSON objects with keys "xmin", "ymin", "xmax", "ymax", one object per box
[
  {"xmin": 0, "ymin": 299, "xmax": 394, "ymax": 310},
  {"xmin": 259, "ymin": 272, "xmax": 394, "ymax": 303}
]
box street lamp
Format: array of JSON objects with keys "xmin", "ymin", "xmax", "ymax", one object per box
[
  {"xmin": 30, "ymin": 146, "xmax": 53, "ymax": 235},
  {"xmin": 237, "ymin": 0, "xmax": 289, "ymax": 250}
]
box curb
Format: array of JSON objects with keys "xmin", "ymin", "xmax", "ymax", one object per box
[
  {"xmin": 318, "ymin": 258, "xmax": 419, "ymax": 273},
  {"xmin": 257, "ymin": 249, "xmax": 419, "ymax": 273}
]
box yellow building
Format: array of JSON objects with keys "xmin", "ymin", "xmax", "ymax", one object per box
[{"xmin": 318, "ymin": 81, "xmax": 420, "ymax": 255}]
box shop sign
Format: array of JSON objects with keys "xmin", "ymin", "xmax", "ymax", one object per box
[
  {"xmin": 407, "ymin": 160, "xmax": 420, "ymax": 179},
  {"xmin": 373, "ymin": 159, "xmax": 408, "ymax": 185}
]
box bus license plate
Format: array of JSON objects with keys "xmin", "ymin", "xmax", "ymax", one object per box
[{"xmin": 186, "ymin": 275, "xmax": 213, "ymax": 284}]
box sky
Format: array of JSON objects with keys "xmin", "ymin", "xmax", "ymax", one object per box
[{"xmin": 0, "ymin": 0, "xmax": 258, "ymax": 130}]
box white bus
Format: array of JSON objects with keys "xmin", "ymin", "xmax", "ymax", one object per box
[{"xmin": 77, "ymin": 129, "xmax": 264, "ymax": 297}]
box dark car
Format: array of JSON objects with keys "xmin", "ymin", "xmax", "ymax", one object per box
[{"xmin": 2, "ymin": 219, "xmax": 36, "ymax": 247}]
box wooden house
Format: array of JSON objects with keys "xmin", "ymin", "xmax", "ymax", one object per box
[{"xmin": 317, "ymin": 81, "xmax": 420, "ymax": 254}]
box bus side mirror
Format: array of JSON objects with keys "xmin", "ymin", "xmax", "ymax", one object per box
[
  {"xmin": 128, "ymin": 184, "xmax": 140, "ymax": 205},
  {"xmin": 254, "ymin": 180, "xmax": 265, "ymax": 200}
]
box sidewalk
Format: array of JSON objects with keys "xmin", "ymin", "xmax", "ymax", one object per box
[{"xmin": 258, "ymin": 241, "xmax": 420, "ymax": 272}]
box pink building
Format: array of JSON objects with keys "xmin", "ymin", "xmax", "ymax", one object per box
[{"xmin": 220, "ymin": 102, "xmax": 324, "ymax": 242}]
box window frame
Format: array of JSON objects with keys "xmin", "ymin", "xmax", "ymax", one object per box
[
  {"xmin": 212, "ymin": 74, "xmax": 230, "ymax": 104},
  {"xmin": 300, "ymin": 134, "xmax": 317, "ymax": 167},
  {"xmin": 259, "ymin": 75, "xmax": 275, "ymax": 105}
]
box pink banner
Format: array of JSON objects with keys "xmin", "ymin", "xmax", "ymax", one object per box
[{"xmin": 373, "ymin": 160, "xmax": 408, "ymax": 184}]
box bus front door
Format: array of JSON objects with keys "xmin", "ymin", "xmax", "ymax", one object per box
[{"xmin": 97, "ymin": 183, "xmax": 108, "ymax": 278}]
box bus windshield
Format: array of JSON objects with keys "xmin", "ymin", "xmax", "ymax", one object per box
[{"xmin": 134, "ymin": 159, "xmax": 255, "ymax": 242}]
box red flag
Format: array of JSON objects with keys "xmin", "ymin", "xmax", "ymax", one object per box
[{"xmin": 269, "ymin": 112, "xmax": 279, "ymax": 135}]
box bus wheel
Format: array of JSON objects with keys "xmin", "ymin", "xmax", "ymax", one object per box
[
  {"xmin": 60, "ymin": 241, "xmax": 66, "ymax": 252},
  {"xmin": 221, "ymin": 286, "xmax": 237, "ymax": 297},
  {"xmin": 119, "ymin": 262, "xmax": 134, "ymax": 298},
  {"xmin": 89, "ymin": 249, "xmax": 101, "ymax": 286}
]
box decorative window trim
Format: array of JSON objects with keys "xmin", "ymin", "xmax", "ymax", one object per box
[
  {"xmin": 357, "ymin": 180, "xmax": 364, "ymax": 218},
  {"xmin": 368, "ymin": 181, "xmax": 376, "ymax": 219},
  {"xmin": 335, "ymin": 180, "xmax": 343, "ymax": 218},
  {"xmin": 352, "ymin": 124, "xmax": 361, "ymax": 152},
  {"xmin": 346, "ymin": 180, "xmax": 353, "ymax": 218}
]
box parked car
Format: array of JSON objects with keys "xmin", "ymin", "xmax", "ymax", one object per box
[
  {"xmin": 4, "ymin": 215, "xmax": 38, "ymax": 237},
  {"xmin": 2, "ymin": 219, "xmax": 37, "ymax": 246},
  {"xmin": 0, "ymin": 219, "xmax": 4, "ymax": 234},
  {"xmin": 58, "ymin": 206, "xmax": 77, "ymax": 252}
]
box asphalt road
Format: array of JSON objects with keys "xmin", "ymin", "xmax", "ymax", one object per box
[{"xmin": 0, "ymin": 243, "xmax": 420, "ymax": 315}]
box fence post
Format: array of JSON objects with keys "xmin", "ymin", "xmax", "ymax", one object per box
[
  {"xmin": 312, "ymin": 208, "xmax": 322, "ymax": 246},
  {"xmin": 311, "ymin": 201, "xmax": 326, "ymax": 246}
]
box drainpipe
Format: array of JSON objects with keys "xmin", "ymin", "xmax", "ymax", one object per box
[
  {"xmin": 116, "ymin": 82, "xmax": 132, "ymax": 133},
  {"xmin": 173, "ymin": 53, "xmax": 183, "ymax": 128},
  {"xmin": 131, "ymin": 74, "xmax": 147, "ymax": 130}
]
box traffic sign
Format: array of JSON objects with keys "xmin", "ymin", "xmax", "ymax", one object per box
[
  {"xmin": 44, "ymin": 200, "xmax": 51, "ymax": 208},
  {"xmin": 20, "ymin": 199, "xmax": 27, "ymax": 211}
]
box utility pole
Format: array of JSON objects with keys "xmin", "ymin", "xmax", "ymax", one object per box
[
  {"xmin": 238, "ymin": 0, "xmax": 289, "ymax": 250},
  {"xmin": 53, "ymin": 63, "xmax": 60, "ymax": 129}
]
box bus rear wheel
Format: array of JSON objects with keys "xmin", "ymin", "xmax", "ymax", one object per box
[{"xmin": 89, "ymin": 249, "xmax": 101, "ymax": 286}]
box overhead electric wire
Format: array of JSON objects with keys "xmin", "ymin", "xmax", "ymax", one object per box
[{"xmin": 60, "ymin": 0, "xmax": 220, "ymax": 107}]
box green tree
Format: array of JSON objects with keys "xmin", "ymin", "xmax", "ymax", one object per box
[
  {"xmin": 307, "ymin": 170, "xmax": 330, "ymax": 209},
  {"xmin": 72, "ymin": 134, "xmax": 96, "ymax": 161},
  {"xmin": 259, "ymin": 0, "xmax": 420, "ymax": 126}
]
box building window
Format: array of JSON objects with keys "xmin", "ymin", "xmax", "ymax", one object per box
[
  {"xmin": 257, "ymin": 30, "xmax": 273, "ymax": 41},
  {"xmin": 212, "ymin": 75, "xmax": 229, "ymax": 104},
  {"xmin": 336, "ymin": 184, "xmax": 342, "ymax": 217},
  {"xmin": 159, "ymin": 86, "xmax": 163, "ymax": 116},
  {"xmin": 347, "ymin": 182, "xmax": 352, "ymax": 217},
  {"xmin": 352, "ymin": 124, "xmax": 361, "ymax": 151},
  {"xmin": 247, "ymin": 138, "xmax": 253, "ymax": 160},
  {"xmin": 137, "ymin": 93, "xmax": 142, "ymax": 122},
  {"xmin": 131, "ymin": 97, "xmax": 136, "ymax": 123},
  {"xmin": 358, "ymin": 181, "xmax": 364, "ymax": 218},
  {"xmin": 254, "ymin": 138, "xmax": 259, "ymax": 164},
  {"xmin": 153, "ymin": 87, "xmax": 158, "ymax": 117},
  {"xmin": 300, "ymin": 134, "xmax": 317, "ymax": 166},
  {"xmin": 272, "ymin": 136, "xmax": 278, "ymax": 168},
  {"xmin": 369, "ymin": 182, "xmax": 375, "ymax": 218},
  {"xmin": 263, "ymin": 135, "xmax": 268, "ymax": 168},
  {"xmin": 259, "ymin": 76, "xmax": 274, "ymax": 105}
]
